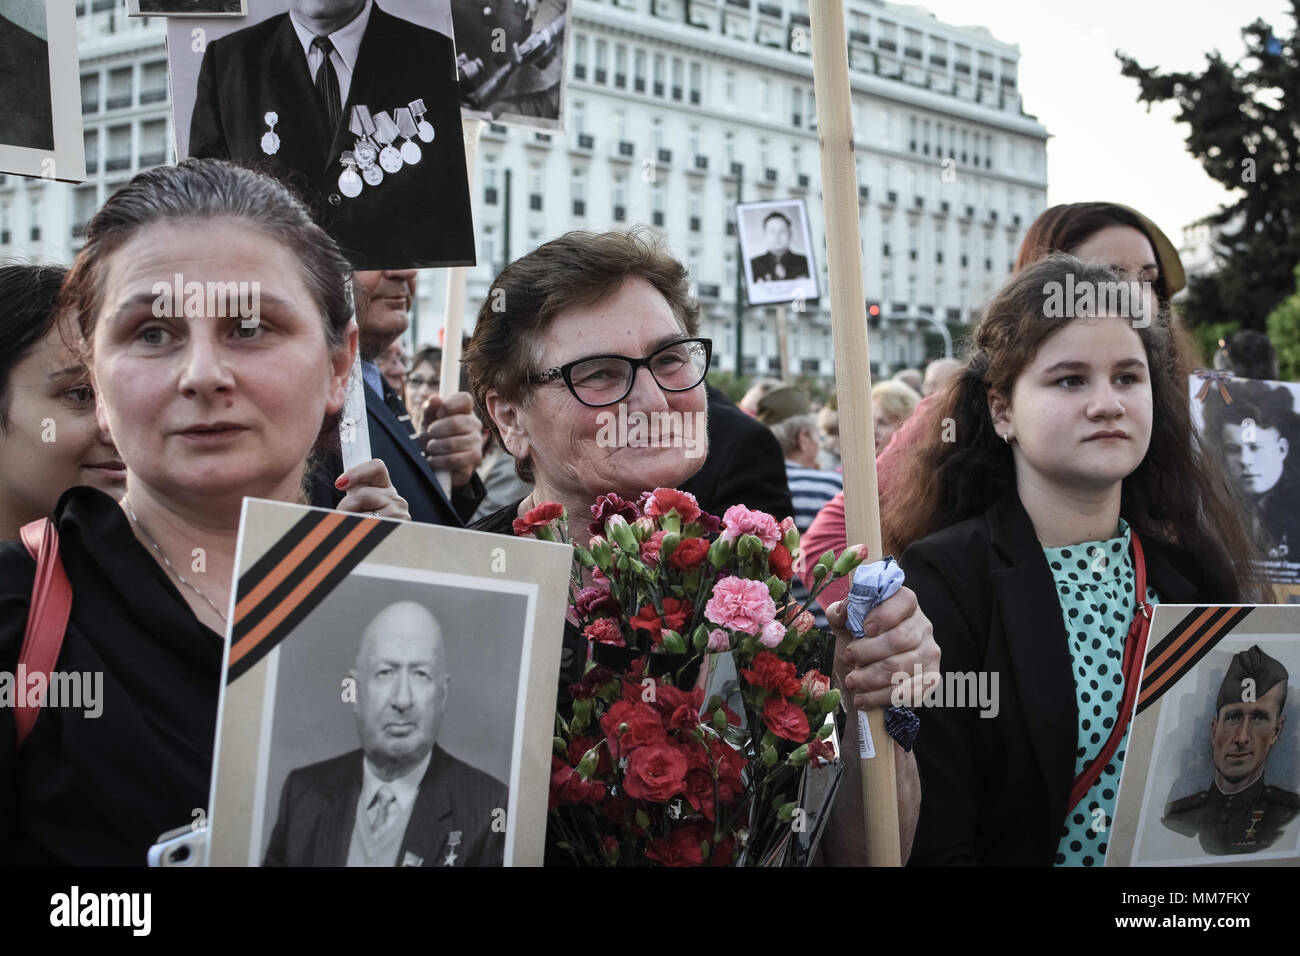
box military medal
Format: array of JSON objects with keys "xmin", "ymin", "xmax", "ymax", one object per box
[
  {"xmin": 443, "ymin": 830, "xmax": 462, "ymax": 866},
  {"xmin": 260, "ymin": 111, "xmax": 281, "ymax": 155},
  {"xmin": 409, "ymin": 98, "xmax": 435, "ymax": 142},
  {"xmin": 338, "ymin": 151, "xmax": 363, "ymax": 198},
  {"xmin": 394, "ymin": 107, "xmax": 422, "ymax": 165},
  {"xmin": 775, "ymin": 263, "xmax": 786, "ymax": 279},
  {"xmin": 349, "ymin": 106, "xmax": 384, "ymax": 187},
  {"xmin": 373, "ymin": 111, "xmax": 405, "ymax": 174}
]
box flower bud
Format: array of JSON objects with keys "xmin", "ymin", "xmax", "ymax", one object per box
[
  {"xmin": 787, "ymin": 744, "xmax": 810, "ymax": 767},
  {"xmin": 737, "ymin": 533, "xmax": 764, "ymax": 558},
  {"xmin": 766, "ymin": 575, "xmax": 785, "ymax": 602},
  {"xmin": 762, "ymin": 743, "xmax": 778, "ymax": 767},
  {"xmin": 712, "ymin": 709, "xmax": 728, "ymax": 732},
  {"xmin": 776, "ymin": 800, "xmax": 799, "ymax": 823},
  {"xmin": 819, "ymin": 689, "xmax": 841, "ymax": 713},
  {"xmin": 575, "ymin": 547, "xmax": 596, "ymax": 569},
  {"xmin": 832, "ymin": 544, "xmax": 868, "ymax": 575},
  {"xmin": 576, "ymin": 745, "xmax": 600, "ymax": 780},
  {"xmin": 632, "ymin": 516, "xmax": 656, "ymax": 541},
  {"xmin": 782, "ymin": 525, "xmax": 800, "ymax": 552},
  {"xmin": 817, "ymin": 719, "xmax": 835, "ymax": 740},
  {"xmin": 660, "ymin": 512, "xmax": 681, "ymax": 535},
  {"xmin": 660, "ymin": 629, "xmax": 687, "ymax": 654},
  {"xmin": 659, "ymin": 531, "xmax": 681, "ymax": 559},
  {"xmin": 691, "ymin": 624, "xmax": 710, "ymax": 652},
  {"xmin": 708, "ymin": 535, "xmax": 733, "ymax": 568},
  {"xmin": 588, "ymin": 536, "xmax": 614, "ymax": 572},
  {"xmin": 606, "ymin": 514, "xmax": 638, "ymax": 553},
  {"xmin": 554, "ymin": 736, "xmax": 568, "ymax": 755},
  {"xmin": 634, "ymin": 809, "xmax": 651, "ymax": 830},
  {"xmin": 571, "ymin": 697, "xmax": 592, "ymax": 728}
]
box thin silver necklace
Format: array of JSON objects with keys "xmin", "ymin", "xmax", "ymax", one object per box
[{"xmin": 123, "ymin": 496, "xmax": 228, "ymax": 623}]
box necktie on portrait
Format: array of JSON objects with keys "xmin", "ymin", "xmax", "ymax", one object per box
[
  {"xmin": 368, "ymin": 785, "xmax": 397, "ymax": 838},
  {"xmin": 312, "ymin": 35, "xmax": 343, "ymax": 132}
]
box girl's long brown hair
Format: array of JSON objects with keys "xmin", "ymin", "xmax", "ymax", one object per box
[{"xmin": 882, "ymin": 254, "xmax": 1269, "ymax": 603}]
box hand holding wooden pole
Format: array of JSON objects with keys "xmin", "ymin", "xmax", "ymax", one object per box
[{"xmin": 808, "ymin": 0, "xmax": 900, "ymax": 866}]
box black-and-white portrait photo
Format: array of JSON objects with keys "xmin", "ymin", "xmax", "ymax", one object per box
[
  {"xmin": 169, "ymin": 0, "xmax": 476, "ymax": 270},
  {"xmin": 0, "ymin": 0, "xmax": 84, "ymax": 181},
  {"xmin": 1111, "ymin": 606, "xmax": 1300, "ymax": 867},
  {"xmin": 1195, "ymin": 377, "xmax": 1300, "ymax": 577},
  {"xmin": 451, "ymin": 0, "xmax": 567, "ymax": 130},
  {"xmin": 208, "ymin": 500, "xmax": 573, "ymax": 867},
  {"xmin": 736, "ymin": 198, "xmax": 820, "ymax": 307},
  {"xmin": 129, "ymin": 0, "xmax": 247, "ymax": 16},
  {"xmin": 0, "ymin": 0, "xmax": 52, "ymax": 151},
  {"xmin": 259, "ymin": 575, "xmax": 521, "ymax": 867}
]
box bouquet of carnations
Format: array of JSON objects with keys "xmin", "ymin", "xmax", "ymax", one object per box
[{"xmin": 513, "ymin": 488, "xmax": 867, "ymax": 866}]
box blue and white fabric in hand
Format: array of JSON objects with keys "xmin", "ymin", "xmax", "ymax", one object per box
[{"xmin": 844, "ymin": 557, "xmax": 920, "ymax": 753}]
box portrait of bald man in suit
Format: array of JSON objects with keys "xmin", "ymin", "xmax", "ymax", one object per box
[
  {"xmin": 187, "ymin": 0, "xmax": 474, "ymax": 270},
  {"xmin": 263, "ymin": 600, "xmax": 507, "ymax": 867},
  {"xmin": 0, "ymin": 0, "xmax": 54, "ymax": 151}
]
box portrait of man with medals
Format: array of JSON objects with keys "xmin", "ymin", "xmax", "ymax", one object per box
[{"xmin": 183, "ymin": 0, "xmax": 475, "ymax": 270}]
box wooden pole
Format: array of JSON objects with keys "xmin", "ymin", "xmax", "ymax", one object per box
[
  {"xmin": 435, "ymin": 117, "xmax": 486, "ymax": 493},
  {"xmin": 777, "ymin": 306, "xmax": 791, "ymax": 380},
  {"xmin": 808, "ymin": 0, "xmax": 900, "ymax": 866}
]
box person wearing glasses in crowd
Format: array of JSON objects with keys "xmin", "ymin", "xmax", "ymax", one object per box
[{"xmin": 463, "ymin": 228, "xmax": 940, "ymax": 864}]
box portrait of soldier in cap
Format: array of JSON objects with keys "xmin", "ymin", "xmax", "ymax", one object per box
[{"xmin": 1163, "ymin": 645, "xmax": 1300, "ymax": 854}]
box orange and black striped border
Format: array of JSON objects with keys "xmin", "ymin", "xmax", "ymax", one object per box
[
  {"xmin": 1136, "ymin": 606, "xmax": 1254, "ymax": 714},
  {"xmin": 227, "ymin": 510, "xmax": 399, "ymax": 683}
]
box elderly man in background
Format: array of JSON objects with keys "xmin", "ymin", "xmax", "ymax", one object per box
[{"xmin": 264, "ymin": 601, "xmax": 506, "ymax": 866}]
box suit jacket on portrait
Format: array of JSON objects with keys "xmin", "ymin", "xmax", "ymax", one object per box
[
  {"xmin": 188, "ymin": 3, "xmax": 474, "ymax": 270},
  {"xmin": 263, "ymin": 745, "xmax": 507, "ymax": 866},
  {"xmin": 749, "ymin": 250, "xmax": 809, "ymax": 282},
  {"xmin": 0, "ymin": 15, "xmax": 53, "ymax": 151},
  {"xmin": 902, "ymin": 494, "xmax": 1211, "ymax": 867},
  {"xmin": 680, "ymin": 384, "xmax": 794, "ymax": 522}
]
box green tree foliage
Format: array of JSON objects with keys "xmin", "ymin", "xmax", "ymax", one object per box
[
  {"xmin": 1118, "ymin": 3, "xmax": 1300, "ymax": 339},
  {"xmin": 1267, "ymin": 263, "xmax": 1300, "ymax": 381}
]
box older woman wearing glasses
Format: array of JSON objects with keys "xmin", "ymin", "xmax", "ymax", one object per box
[{"xmin": 464, "ymin": 229, "xmax": 937, "ymax": 864}]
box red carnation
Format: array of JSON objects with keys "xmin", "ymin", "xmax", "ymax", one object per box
[
  {"xmin": 574, "ymin": 585, "xmax": 620, "ymax": 618},
  {"xmin": 741, "ymin": 652, "xmax": 803, "ymax": 698},
  {"xmin": 582, "ymin": 618, "xmax": 625, "ymax": 647},
  {"xmin": 762, "ymin": 697, "xmax": 812, "ymax": 742},
  {"xmin": 640, "ymin": 530, "xmax": 668, "ymax": 567},
  {"xmin": 568, "ymin": 665, "xmax": 617, "ymax": 702},
  {"xmin": 622, "ymin": 740, "xmax": 690, "ymax": 802},
  {"xmin": 644, "ymin": 488, "xmax": 702, "ymax": 523},
  {"xmin": 599, "ymin": 700, "xmax": 667, "ymax": 758},
  {"xmin": 682, "ymin": 768, "xmax": 719, "ymax": 820},
  {"xmin": 644, "ymin": 824, "xmax": 708, "ymax": 867},
  {"xmin": 549, "ymin": 756, "xmax": 605, "ymax": 810},
  {"xmin": 661, "ymin": 597, "xmax": 693, "ymax": 634},
  {"xmin": 768, "ymin": 542, "xmax": 794, "ymax": 581},
  {"xmin": 629, "ymin": 603, "xmax": 665, "ymax": 640},
  {"xmin": 668, "ymin": 537, "xmax": 709, "ymax": 571},
  {"xmin": 807, "ymin": 736, "xmax": 837, "ymax": 768},
  {"xmin": 512, "ymin": 501, "xmax": 565, "ymax": 537},
  {"xmin": 588, "ymin": 493, "xmax": 640, "ymax": 536},
  {"xmin": 567, "ymin": 735, "xmax": 614, "ymax": 776},
  {"xmin": 669, "ymin": 703, "xmax": 700, "ymax": 734}
]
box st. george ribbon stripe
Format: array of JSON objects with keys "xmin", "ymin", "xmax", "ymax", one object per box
[
  {"xmin": 1136, "ymin": 606, "xmax": 1254, "ymax": 713},
  {"xmin": 227, "ymin": 511, "xmax": 399, "ymax": 682}
]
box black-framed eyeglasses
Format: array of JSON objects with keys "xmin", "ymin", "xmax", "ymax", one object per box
[{"xmin": 529, "ymin": 337, "xmax": 712, "ymax": 408}]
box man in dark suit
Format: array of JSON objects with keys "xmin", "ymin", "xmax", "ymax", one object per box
[
  {"xmin": 188, "ymin": 0, "xmax": 474, "ymax": 270},
  {"xmin": 138, "ymin": 0, "xmax": 243, "ymax": 12},
  {"xmin": 309, "ymin": 268, "xmax": 484, "ymax": 524},
  {"xmin": 0, "ymin": 8, "xmax": 53, "ymax": 151},
  {"xmin": 1163, "ymin": 645, "xmax": 1300, "ymax": 855},
  {"xmin": 680, "ymin": 383, "xmax": 793, "ymax": 521},
  {"xmin": 749, "ymin": 212, "xmax": 809, "ymax": 283},
  {"xmin": 264, "ymin": 601, "xmax": 507, "ymax": 866}
]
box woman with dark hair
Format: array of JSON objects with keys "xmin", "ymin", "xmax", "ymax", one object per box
[
  {"xmin": 802, "ymin": 200, "xmax": 1196, "ymax": 608},
  {"xmin": 891, "ymin": 255, "xmax": 1267, "ymax": 867},
  {"xmin": 0, "ymin": 263, "xmax": 126, "ymax": 540},
  {"xmin": 0, "ymin": 159, "xmax": 407, "ymax": 865},
  {"xmin": 464, "ymin": 228, "xmax": 940, "ymax": 863}
]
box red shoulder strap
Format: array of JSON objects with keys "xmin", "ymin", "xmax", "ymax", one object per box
[
  {"xmin": 15, "ymin": 518, "xmax": 73, "ymax": 751},
  {"xmin": 1068, "ymin": 530, "xmax": 1150, "ymax": 811}
]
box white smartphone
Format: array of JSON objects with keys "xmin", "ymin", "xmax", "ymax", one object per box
[{"xmin": 146, "ymin": 823, "xmax": 208, "ymax": 867}]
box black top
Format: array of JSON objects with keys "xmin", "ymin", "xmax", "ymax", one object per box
[
  {"xmin": 680, "ymin": 384, "xmax": 794, "ymax": 522},
  {"xmin": 901, "ymin": 494, "xmax": 1213, "ymax": 867},
  {"xmin": 0, "ymin": 488, "xmax": 224, "ymax": 866}
]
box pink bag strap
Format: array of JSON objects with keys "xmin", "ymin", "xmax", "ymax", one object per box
[{"xmin": 15, "ymin": 518, "xmax": 72, "ymax": 750}]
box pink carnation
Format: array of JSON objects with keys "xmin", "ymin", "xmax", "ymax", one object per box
[
  {"xmin": 719, "ymin": 504, "xmax": 782, "ymax": 548},
  {"xmin": 759, "ymin": 619, "xmax": 787, "ymax": 648},
  {"xmin": 707, "ymin": 628, "xmax": 731, "ymax": 652},
  {"xmin": 704, "ymin": 577, "xmax": 777, "ymax": 635},
  {"xmin": 644, "ymin": 488, "xmax": 702, "ymax": 523}
]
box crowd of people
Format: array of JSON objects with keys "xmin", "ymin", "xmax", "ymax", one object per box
[{"xmin": 0, "ymin": 158, "xmax": 1292, "ymax": 868}]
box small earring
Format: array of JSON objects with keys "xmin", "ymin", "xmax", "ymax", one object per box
[{"xmin": 1002, "ymin": 432, "xmax": 1011, "ymax": 444}]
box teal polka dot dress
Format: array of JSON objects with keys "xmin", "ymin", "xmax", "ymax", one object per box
[{"xmin": 1043, "ymin": 519, "xmax": 1159, "ymax": 867}]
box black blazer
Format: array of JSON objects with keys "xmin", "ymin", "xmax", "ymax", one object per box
[
  {"xmin": 902, "ymin": 495, "xmax": 1210, "ymax": 866},
  {"xmin": 749, "ymin": 250, "xmax": 810, "ymax": 282},
  {"xmin": 188, "ymin": 4, "xmax": 474, "ymax": 270},
  {"xmin": 680, "ymin": 384, "xmax": 794, "ymax": 521},
  {"xmin": 263, "ymin": 745, "xmax": 506, "ymax": 866},
  {"xmin": 310, "ymin": 381, "xmax": 481, "ymax": 526}
]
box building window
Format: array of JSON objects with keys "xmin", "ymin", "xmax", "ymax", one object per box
[
  {"xmin": 614, "ymin": 44, "xmax": 627, "ymax": 87},
  {"xmin": 0, "ymin": 202, "xmax": 10, "ymax": 244},
  {"xmin": 634, "ymin": 49, "xmax": 647, "ymax": 92},
  {"xmin": 671, "ymin": 57, "xmax": 683, "ymax": 100},
  {"xmin": 791, "ymin": 84, "xmax": 802, "ymax": 126},
  {"xmin": 571, "ymin": 168, "xmax": 587, "ymax": 217},
  {"xmin": 689, "ymin": 62, "xmax": 702, "ymax": 105},
  {"xmin": 688, "ymin": 125, "xmax": 700, "ymax": 159},
  {"xmin": 106, "ymin": 67, "xmax": 132, "ymax": 110},
  {"xmin": 80, "ymin": 73, "xmax": 100, "ymax": 114},
  {"xmin": 106, "ymin": 124, "xmax": 132, "ymax": 171},
  {"xmin": 574, "ymin": 34, "xmax": 587, "ymax": 79},
  {"xmin": 29, "ymin": 197, "xmax": 41, "ymax": 241},
  {"xmin": 141, "ymin": 60, "xmax": 167, "ymax": 103},
  {"xmin": 653, "ymin": 54, "xmax": 665, "ymax": 96},
  {"xmin": 595, "ymin": 40, "xmax": 608, "ymax": 83},
  {"xmin": 139, "ymin": 118, "xmax": 167, "ymax": 167},
  {"xmin": 83, "ymin": 129, "xmax": 99, "ymax": 173},
  {"xmin": 652, "ymin": 182, "xmax": 665, "ymax": 227},
  {"xmin": 725, "ymin": 70, "xmax": 736, "ymax": 106}
]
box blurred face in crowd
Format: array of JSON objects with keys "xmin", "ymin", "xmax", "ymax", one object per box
[
  {"xmin": 994, "ymin": 314, "xmax": 1153, "ymax": 495},
  {"xmin": 763, "ymin": 216, "xmax": 791, "ymax": 257},
  {"xmin": 91, "ymin": 218, "xmax": 353, "ymax": 516},
  {"xmin": 488, "ymin": 277, "xmax": 708, "ymax": 504},
  {"xmin": 1070, "ymin": 225, "xmax": 1160, "ymax": 287},
  {"xmin": 0, "ymin": 320, "xmax": 125, "ymax": 531},
  {"xmin": 353, "ymin": 601, "xmax": 450, "ymax": 779},
  {"xmin": 1211, "ymin": 683, "xmax": 1285, "ymax": 791},
  {"xmin": 1220, "ymin": 423, "xmax": 1288, "ymax": 497},
  {"xmin": 405, "ymin": 358, "xmax": 439, "ymax": 419},
  {"xmin": 378, "ymin": 341, "xmax": 407, "ymax": 395},
  {"xmin": 354, "ymin": 269, "xmax": 416, "ymax": 361},
  {"xmin": 873, "ymin": 408, "xmax": 903, "ymax": 452}
]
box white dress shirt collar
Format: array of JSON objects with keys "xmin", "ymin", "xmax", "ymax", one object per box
[{"xmin": 289, "ymin": 0, "xmax": 373, "ymax": 103}]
